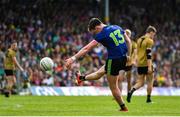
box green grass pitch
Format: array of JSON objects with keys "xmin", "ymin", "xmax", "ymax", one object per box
[{"xmin": 0, "ymin": 95, "xmax": 180, "ymax": 116}]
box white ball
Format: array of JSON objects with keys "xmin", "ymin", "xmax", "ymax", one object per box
[{"xmin": 40, "ymin": 57, "xmax": 54, "ymax": 71}]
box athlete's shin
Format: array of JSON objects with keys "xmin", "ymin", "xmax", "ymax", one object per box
[
  {"xmin": 86, "ymin": 66, "xmax": 105, "ymax": 80},
  {"xmin": 147, "ymin": 73, "xmax": 154, "ymax": 95},
  {"xmin": 126, "ymin": 71, "xmax": 132, "ymax": 92},
  {"xmin": 111, "ymin": 87, "xmax": 125, "ymax": 105},
  {"xmin": 107, "ymin": 75, "xmax": 125, "ymax": 106},
  {"xmin": 133, "ymin": 74, "xmax": 145, "ymax": 90}
]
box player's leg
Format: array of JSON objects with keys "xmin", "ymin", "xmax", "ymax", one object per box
[
  {"xmin": 126, "ymin": 74, "xmax": 145, "ymax": 103},
  {"xmin": 132, "ymin": 74, "xmax": 145, "ymax": 89},
  {"xmin": 117, "ymin": 71, "xmax": 124, "ymax": 92},
  {"xmin": 4, "ymin": 76, "xmax": 10, "ymax": 96},
  {"xmin": 146, "ymin": 72, "xmax": 154, "ymax": 103},
  {"xmin": 13, "ymin": 75, "xmax": 16, "ymax": 85},
  {"xmin": 127, "ymin": 67, "xmax": 146, "ymax": 103},
  {"xmin": 111, "ymin": 72, "xmax": 123, "ymax": 100},
  {"xmin": 126, "ymin": 70, "xmax": 132, "ymax": 92},
  {"xmin": 107, "ymin": 74, "xmax": 127, "ymax": 111},
  {"xmin": 4, "ymin": 70, "xmax": 15, "ymax": 97},
  {"xmin": 5, "ymin": 76, "xmax": 14, "ymax": 97},
  {"xmin": 106, "ymin": 58, "xmax": 128, "ymax": 111},
  {"xmin": 125, "ymin": 66, "xmax": 133, "ymax": 93},
  {"xmin": 86, "ymin": 65, "xmax": 105, "ymax": 80},
  {"xmin": 76, "ymin": 65, "xmax": 105, "ymax": 85}
]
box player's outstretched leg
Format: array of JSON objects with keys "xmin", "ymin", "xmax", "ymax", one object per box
[
  {"xmin": 85, "ymin": 65, "xmax": 105, "ymax": 81},
  {"xmin": 75, "ymin": 71, "xmax": 84, "ymax": 85},
  {"xmin": 75, "ymin": 65, "xmax": 105, "ymax": 85}
]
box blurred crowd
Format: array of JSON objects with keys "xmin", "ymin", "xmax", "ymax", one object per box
[{"xmin": 0, "ymin": 0, "xmax": 179, "ymax": 88}]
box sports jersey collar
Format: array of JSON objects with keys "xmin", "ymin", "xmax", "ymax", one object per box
[{"xmin": 96, "ymin": 25, "xmax": 108, "ymax": 35}]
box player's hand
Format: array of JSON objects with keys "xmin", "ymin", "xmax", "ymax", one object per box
[
  {"xmin": 65, "ymin": 58, "xmax": 74, "ymax": 69},
  {"xmin": 148, "ymin": 66, "xmax": 153, "ymax": 74},
  {"xmin": 132, "ymin": 60, "xmax": 137, "ymax": 67},
  {"xmin": 126, "ymin": 56, "xmax": 131, "ymax": 66},
  {"xmin": 126, "ymin": 61, "xmax": 131, "ymax": 66},
  {"xmin": 20, "ymin": 67, "xmax": 24, "ymax": 72},
  {"xmin": 126, "ymin": 56, "xmax": 131, "ymax": 63}
]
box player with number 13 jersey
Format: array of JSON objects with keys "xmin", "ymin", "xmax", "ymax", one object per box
[
  {"xmin": 94, "ymin": 25, "xmax": 128, "ymax": 76},
  {"xmin": 65, "ymin": 18, "xmax": 131, "ymax": 111}
]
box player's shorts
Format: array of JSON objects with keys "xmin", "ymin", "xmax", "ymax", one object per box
[
  {"xmin": 137, "ymin": 66, "xmax": 154, "ymax": 75},
  {"xmin": 124, "ymin": 65, "xmax": 132, "ymax": 72},
  {"xmin": 4, "ymin": 69, "xmax": 14, "ymax": 76},
  {"xmin": 105, "ymin": 56, "xmax": 127, "ymax": 76}
]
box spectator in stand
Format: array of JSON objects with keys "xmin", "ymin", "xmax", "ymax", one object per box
[{"xmin": 0, "ymin": 0, "xmax": 179, "ymax": 87}]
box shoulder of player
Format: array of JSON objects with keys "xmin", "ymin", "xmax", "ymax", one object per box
[
  {"xmin": 95, "ymin": 25, "xmax": 122, "ymax": 37},
  {"xmin": 93, "ymin": 29, "xmax": 105, "ymax": 41},
  {"xmin": 136, "ymin": 36, "xmax": 144, "ymax": 42},
  {"xmin": 10, "ymin": 48, "xmax": 16, "ymax": 52},
  {"xmin": 132, "ymin": 40, "xmax": 137, "ymax": 44},
  {"xmin": 9, "ymin": 49, "xmax": 16, "ymax": 55},
  {"xmin": 145, "ymin": 37, "xmax": 153, "ymax": 44},
  {"xmin": 107, "ymin": 25, "xmax": 123, "ymax": 30},
  {"xmin": 132, "ymin": 40, "xmax": 137, "ymax": 47}
]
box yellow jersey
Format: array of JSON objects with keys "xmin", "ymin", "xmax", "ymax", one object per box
[
  {"xmin": 137, "ymin": 35, "xmax": 154, "ymax": 67},
  {"xmin": 126, "ymin": 40, "xmax": 137, "ymax": 66},
  {"xmin": 4, "ymin": 48, "xmax": 16, "ymax": 70}
]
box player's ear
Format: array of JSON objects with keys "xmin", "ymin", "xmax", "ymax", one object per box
[{"xmin": 95, "ymin": 26, "xmax": 98, "ymax": 30}]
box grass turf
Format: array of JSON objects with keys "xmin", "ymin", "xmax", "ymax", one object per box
[{"xmin": 0, "ymin": 95, "xmax": 180, "ymax": 116}]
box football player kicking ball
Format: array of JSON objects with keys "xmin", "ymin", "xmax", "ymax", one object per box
[
  {"xmin": 74, "ymin": 29, "xmax": 137, "ymax": 94},
  {"xmin": 127, "ymin": 26, "xmax": 156, "ymax": 103},
  {"xmin": 65, "ymin": 18, "xmax": 131, "ymax": 112}
]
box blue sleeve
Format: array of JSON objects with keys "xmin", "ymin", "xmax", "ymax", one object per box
[
  {"xmin": 93, "ymin": 32, "xmax": 104, "ymax": 43},
  {"xmin": 121, "ymin": 29, "xmax": 125, "ymax": 35}
]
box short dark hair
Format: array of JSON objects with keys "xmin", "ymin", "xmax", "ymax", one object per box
[
  {"xmin": 88, "ymin": 18, "xmax": 102, "ymax": 31},
  {"xmin": 11, "ymin": 40, "xmax": 17, "ymax": 44},
  {"xmin": 146, "ymin": 26, "xmax": 157, "ymax": 33}
]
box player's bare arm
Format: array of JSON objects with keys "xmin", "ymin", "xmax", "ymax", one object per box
[
  {"xmin": 132, "ymin": 48, "xmax": 137, "ymax": 66},
  {"xmin": 12, "ymin": 57, "xmax": 24, "ymax": 71},
  {"xmin": 124, "ymin": 32, "xmax": 132, "ymax": 60},
  {"xmin": 65, "ymin": 40, "xmax": 98, "ymax": 69},
  {"xmin": 146, "ymin": 48, "xmax": 152, "ymax": 73}
]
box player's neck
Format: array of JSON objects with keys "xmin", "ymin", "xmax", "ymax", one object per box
[
  {"xmin": 145, "ymin": 33, "xmax": 151, "ymax": 38},
  {"xmin": 97, "ymin": 24, "xmax": 107, "ymax": 33},
  {"xmin": 10, "ymin": 47, "xmax": 15, "ymax": 51}
]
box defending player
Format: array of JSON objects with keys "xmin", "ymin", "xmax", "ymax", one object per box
[
  {"xmin": 75, "ymin": 29, "xmax": 137, "ymax": 94},
  {"xmin": 4, "ymin": 40, "xmax": 24, "ymax": 97},
  {"xmin": 65, "ymin": 18, "xmax": 131, "ymax": 111},
  {"xmin": 119, "ymin": 29, "xmax": 137, "ymax": 92},
  {"xmin": 126, "ymin": 26, "xmax": 156, "ymax": 103}
]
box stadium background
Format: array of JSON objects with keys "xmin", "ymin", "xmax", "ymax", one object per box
[
  {"xmin": 0, "ymin": 0, "xmax": 179, "ymax": 95},
  {"xmin": 0, "ymin": 0, "xmax": 180, "ymax": 116}
]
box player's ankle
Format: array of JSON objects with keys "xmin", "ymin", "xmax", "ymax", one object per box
[
  {"xmin": 120, "ymin": 103, "xmax": 126, "ymax": 109},
  {"xmin": 147, "ymin": 95, "xmax": 151, "ymax": 100},
  {"xmin": 80, "ymin": 76, "xmax": 86, "ymax": 81},
  {"xmin": 130, "ymin": 88, "xmax": 136, "ymax": 94}
]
